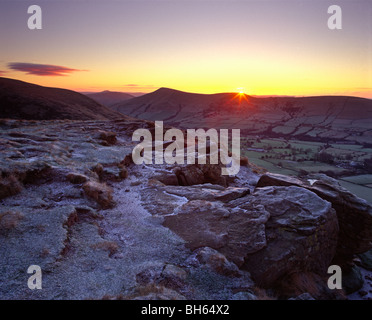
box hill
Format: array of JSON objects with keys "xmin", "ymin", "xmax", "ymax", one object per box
[
  {"xmin": 85, "ymin": 90, "xmax": 134, "ymax": 107},
  {"xmin": 113, "ymin": 87, "xmax": 372, "ymax": 144},
  {"xmin": 0, "ymin": 77, "xmax": 125, "ymax": 120}
]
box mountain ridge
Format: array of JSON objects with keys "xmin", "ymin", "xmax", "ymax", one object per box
[
  {"xmin": 85, "ymin": 90, "xmax": 135, "ymax": 107},
  {"xmin": 113, "ymin": 87, "xmax": 372, "ymax": 144},
  {"xmin": 0, "ymin": 77, "xmax": 126, "ymax": 121}
]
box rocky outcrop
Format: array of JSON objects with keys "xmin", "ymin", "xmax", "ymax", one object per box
[
  {"xmin": 160, "ymin": 183, "xmax": 338, "ymax": 288},
  {"xmin": 1, "ymin": 118, "xmax": 369, "ymax": 300},
  {"xmin": 256, "ymin": 173, "xmax": 372, "ymax": 260},
  {"xmin": 2, "ymin": 119, "xmax": 263, "ymax": 300},
  {"xmin": 242, "ymin": 186, "xmax": 338, "ymax": 287}
]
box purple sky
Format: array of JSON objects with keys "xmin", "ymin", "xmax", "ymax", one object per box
[{"xmin": 0, "ymin": 0, "xmax": 371, "ymax": 97}]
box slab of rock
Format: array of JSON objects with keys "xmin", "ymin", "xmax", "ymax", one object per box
[
  {"xmin": 162, "ymin": 184, "xmax": 250, "ymax": 203},
  {"xmin": 140, "ymin": 187, "xmax": 188, "ymax": 216},
  {"xmin": 242, "ymin": 186, "xmax": 338, "ymax": 287},
  {"xmin": 256, "ymin": 173, "xmax": 305, "ymax": 188},
  {"xmin": 163, "ymin": 199, "xmax": 269, "ymax": 267}
]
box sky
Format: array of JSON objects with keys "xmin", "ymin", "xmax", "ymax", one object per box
[{"xmin": 0, "ymin": 0, "xmax": 371, "ymax": 98}]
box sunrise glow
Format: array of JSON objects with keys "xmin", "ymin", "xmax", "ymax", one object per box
[{"xmin": 0, "ymin": 1, "xmax": 371, "ymax": 98}]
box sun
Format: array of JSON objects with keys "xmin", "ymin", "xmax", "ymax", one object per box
[
  {"xmin": 232, "ymin": 87, "xmax": 249, "ymax": 105},
  {"xmin": 237, "ymin": 87, "xmax": 245, "ymax": 95}
]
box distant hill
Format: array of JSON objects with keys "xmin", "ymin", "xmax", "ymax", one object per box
[
  {"xmin": 113, "ymin": 87, "xmax": 372, "ymax": 144},
  {"xmin": 0, "ymin": 77, "xmax": 126, "ymax": 120},
  {"xmin": 85, "ymin": 90, "xmax": 135, "ymax": 107},
  {"xmin": 111, "ymin": 87, "xmax": 245, "ymax": 119}
]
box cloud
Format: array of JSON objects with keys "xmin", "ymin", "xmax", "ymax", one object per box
[
  {"xmin": 7, "ymin": 62, "xmax": 86, "ymax": 76},
  {"xmin": 0, "ymin": 70, "xmax": 8, "ymax": 76}
]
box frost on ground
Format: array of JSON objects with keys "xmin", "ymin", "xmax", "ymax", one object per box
[
  {"xmin": 1, "ymin": 119, "xmax": 371, "ymax": 300},
  {"xmin": 0, "ymin": 119, "xmax": 257, "ymax": 300}
]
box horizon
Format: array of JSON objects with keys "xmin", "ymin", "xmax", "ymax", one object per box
[
  {"xmin": 2, "ymin": 75, "xmax": 372, "ymax": 100},
  {"xmin": 1, "ymin": 0, "xmax": 371, "ymax": 98}
]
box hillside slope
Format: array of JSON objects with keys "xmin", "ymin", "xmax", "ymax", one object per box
[
  {"xmin": 86, "ymin": 90, "xmax": 134, "ymax": 107},
  {"xmin": 114, "ymin": 88, "xmax": 372, "ymax": 144},
  {"xmin": 0, "ymin": 78, "xmax": 125, "ymax": 120}
]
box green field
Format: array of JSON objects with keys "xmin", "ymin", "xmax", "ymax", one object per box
[
  {"xmin": 341, "ymin": 175, "xmax": 372, "ymax": 185},
  {"xmin": 242, "ymin": 137, "xmax": 372, "ymax": 204},
  {"xmin": 338, "ymin": 180, "xmax": 372, "ymax": 204}
]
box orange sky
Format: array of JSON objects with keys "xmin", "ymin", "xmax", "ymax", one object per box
[{"xmin": 0, "ymin": 0, "xmax": 371, "ymax": 98}]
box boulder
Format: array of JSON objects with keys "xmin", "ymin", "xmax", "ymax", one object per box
[
  {"xmin": 153, "ymin": 172, "xmax": 179, "ymax": 186},
  {"xmin": 66, "ymin": 172, "xmax": 89, "ymax": 184},
  {"xmin": 173, "ymin": 163, "xmax": 227, "ymax": 187},
  {"xmin": 200, "ymin": 163, "xmax": 228, "ymax": 186},
  {"xmin": 243, "ymin": 186, "xmax": 338, "ymax": 287},
  {"xmin": 256, "ymin": 172, "xmax": 305, "ymax": 188},
  {"xmin": 173, "ymin": 165, "xmax": 204, "ymax": 186},
  {"xmin": 256, "ymin": 173, "xmax": 372, "ymax": 259},
  {"xmin": 97, "ymin": 130, "xmax": 117, "ymax": 145}
]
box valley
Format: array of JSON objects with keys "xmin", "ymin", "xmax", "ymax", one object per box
[
  {"xmin": 241, "ymin": 137, "xmax": 372, "ymax": 203},
  {"xmin": 112, "ymin": 87, "xmax": 372, "ymax": 203}
]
